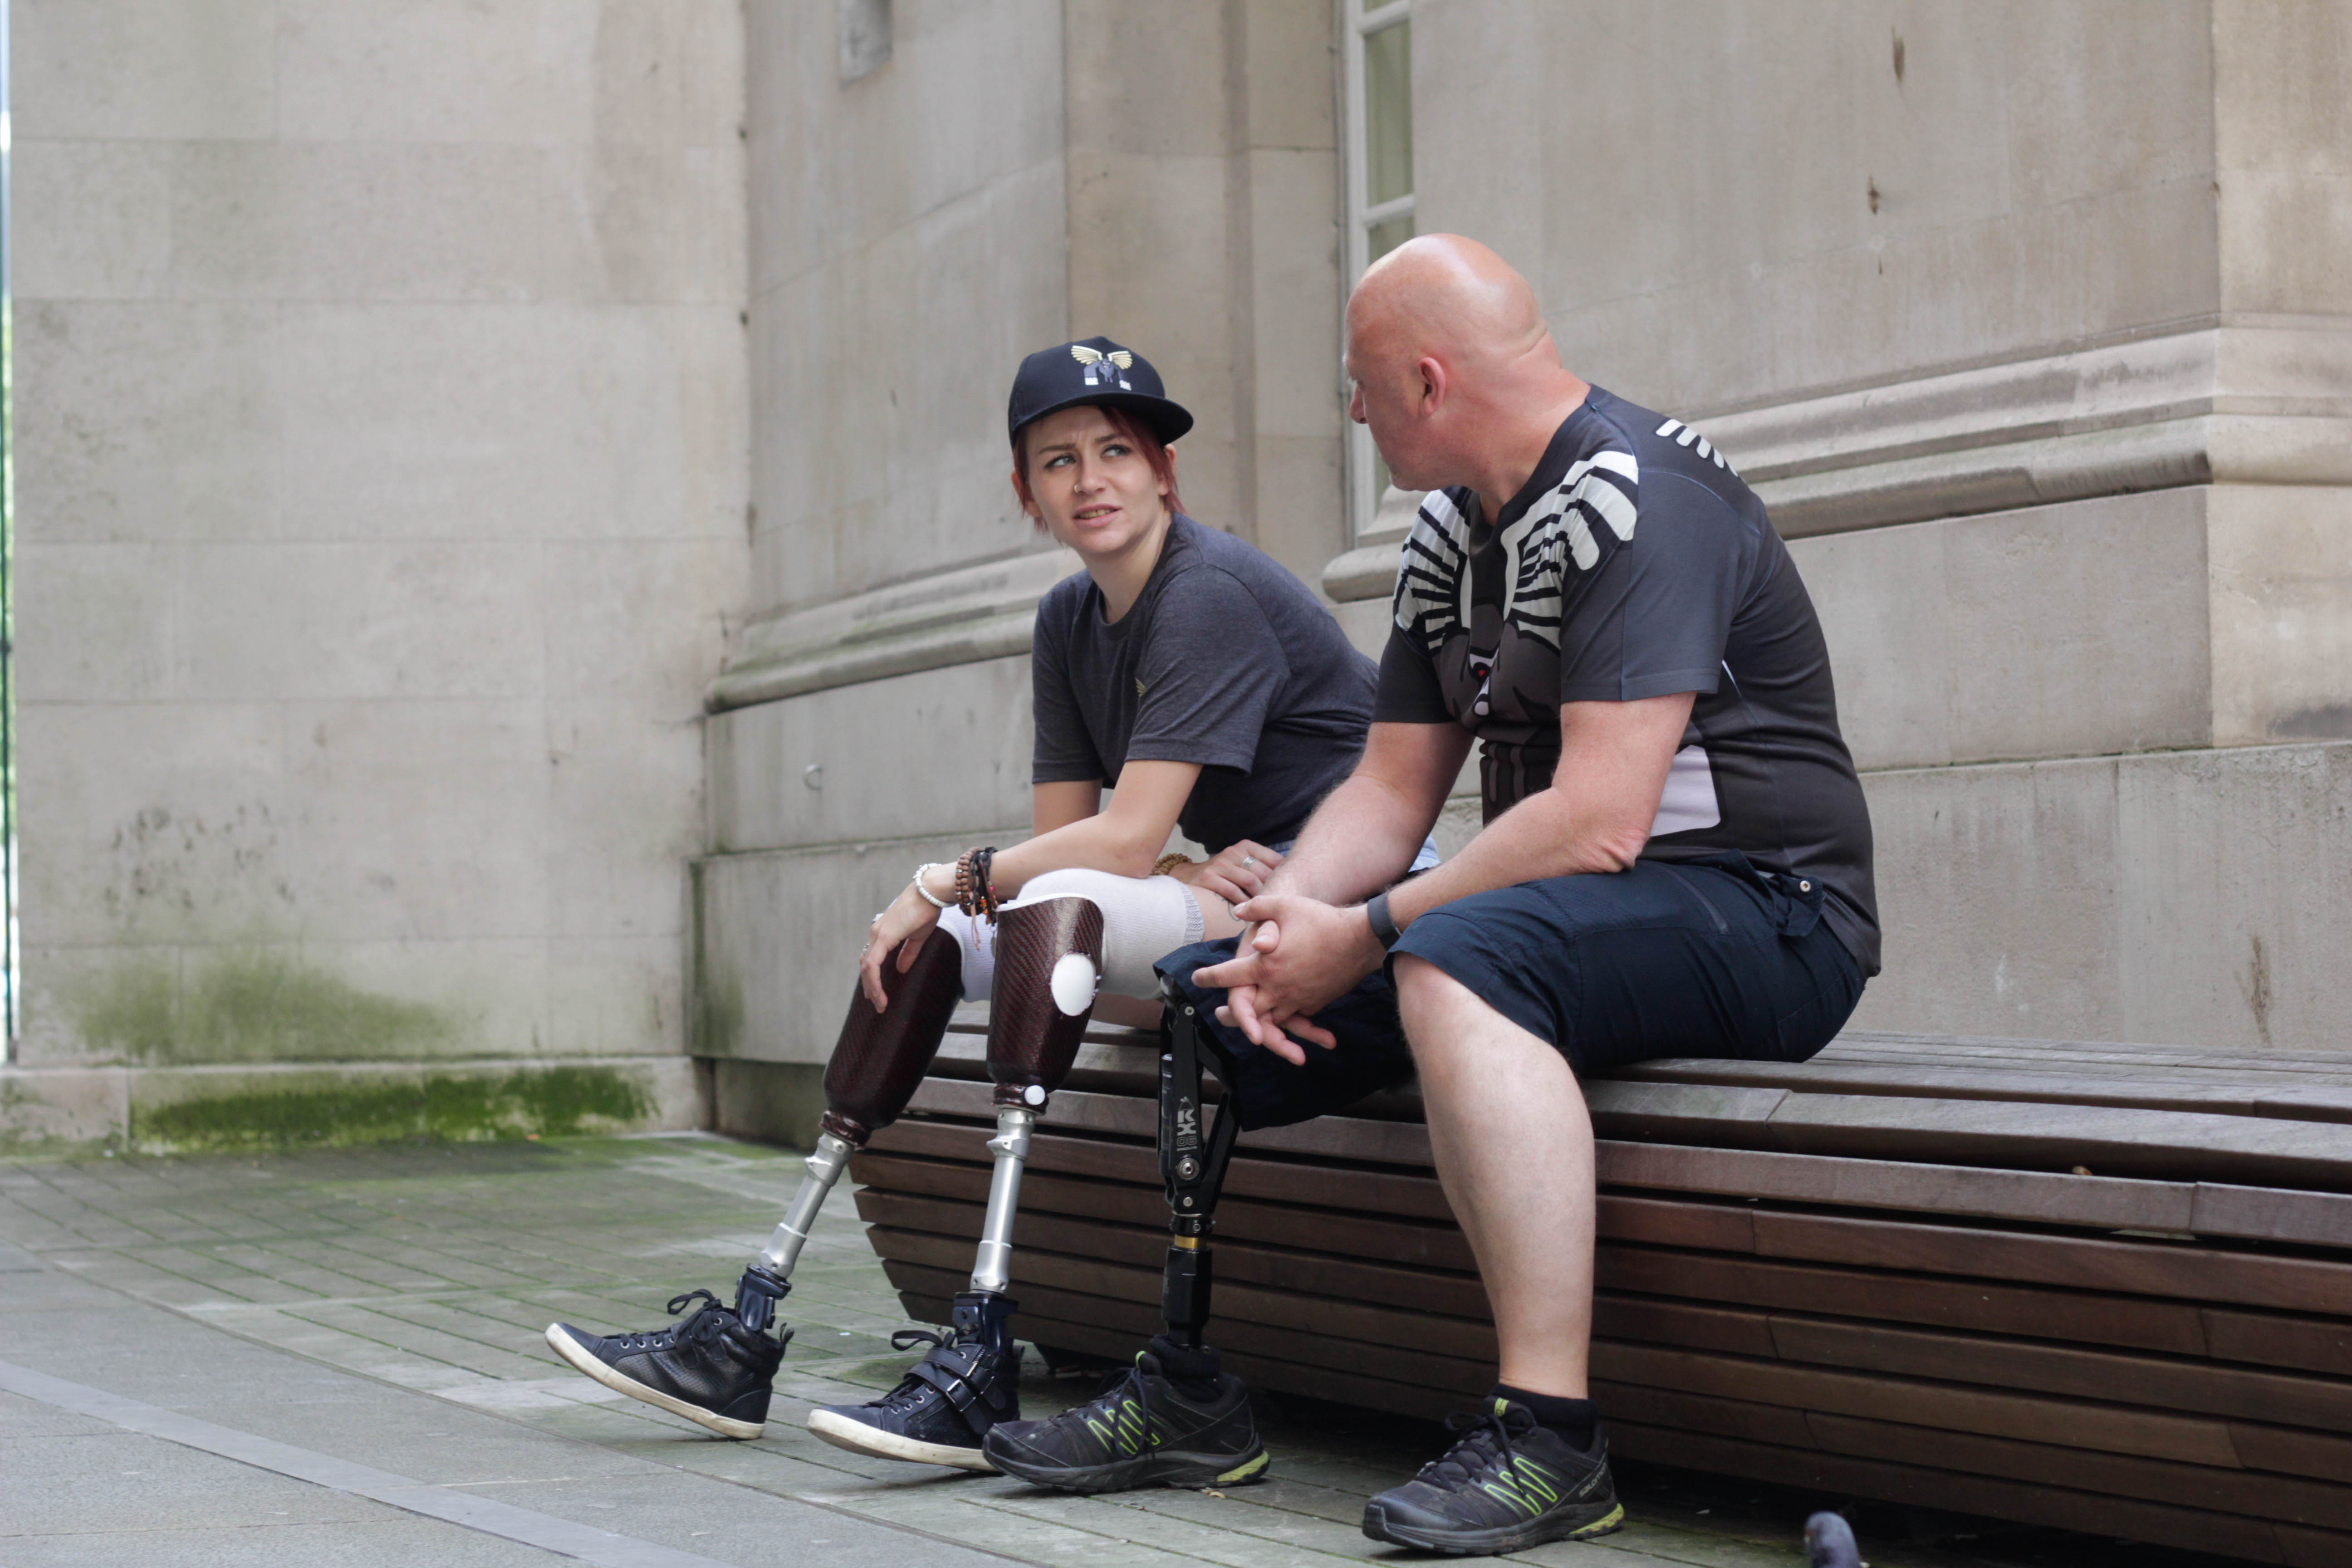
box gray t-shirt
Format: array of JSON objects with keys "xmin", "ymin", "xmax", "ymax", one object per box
[
  {"xmin": 1374, "ymin": 387, "xmax": 1881, "ymax": 973},
  {"xmin": 1033, "ymin": 517, "xmax": 1376, "ymax": 853}
]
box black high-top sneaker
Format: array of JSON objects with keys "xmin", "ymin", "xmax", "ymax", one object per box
[
  {"xmin": 1360, "ymin": 1397, "xmax": 1623, "ymax": 1554},
  {"xmin": 982, "ymin": 1340, "xmax": 1266, "ymax": 1494},
  {"xmin": 545, "ymin": 1269, "xmax": 789, "ymax": 1440},
  {"xmin": 807, "ymin": 1291, "xmax": 1022, "ymax": 1471}
]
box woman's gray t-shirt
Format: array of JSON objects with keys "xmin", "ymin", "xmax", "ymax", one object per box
[{"xmin": 1030, "ymin": 517, "xmax": 1376, "ymax": 853}]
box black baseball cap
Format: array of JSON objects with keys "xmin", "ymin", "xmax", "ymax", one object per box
[{"xmin": 1006, "ymin": 336, "xmax": 1193, "ymax": 448}]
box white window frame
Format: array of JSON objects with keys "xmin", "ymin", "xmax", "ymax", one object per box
[{"xmin": 1341, "ymin": 0, "xmax": 1415, "ymax": 541}]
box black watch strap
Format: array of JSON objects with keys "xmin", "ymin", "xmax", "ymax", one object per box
[{"xmin": 1365, "ymin": 890, "xmax": 1402, "ymax": 949}]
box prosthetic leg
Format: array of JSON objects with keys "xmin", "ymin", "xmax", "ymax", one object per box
[
  {"xmin": 974, "ymin": 973, "xmax": 1268, "ymax": 1490},
  {"xmin": 734, "ymin": 923, "xmax": 967, "ymax": 1330},
  {"xmin": 1156, "ymin": 976, "xmax": 1242, "ymax": 1357},
  {"xmin": 807, "ymin": 895, "xmax": 1104, "ymax": 1468},
  {"xmin": 545, "ymin": 924, "xmax": 962, "ymax": 1441}
]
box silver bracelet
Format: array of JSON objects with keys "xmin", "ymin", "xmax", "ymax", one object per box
[{"xmin": 910, "ymin": 864, "xmax": 953, "ymax": 910}]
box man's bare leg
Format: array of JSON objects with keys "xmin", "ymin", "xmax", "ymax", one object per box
[{"xmin": 1393, "ymin": 953, "xmax": 1595, "ymax": 1398}]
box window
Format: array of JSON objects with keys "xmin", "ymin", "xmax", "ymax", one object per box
[{"xmin": 1343, "ymin": 1, "xmax": 1413, "ymax": 537}]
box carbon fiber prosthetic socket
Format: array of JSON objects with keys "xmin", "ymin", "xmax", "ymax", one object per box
[
  {"xmin": 737, "ymin": 925, "xmax": 964, "ymax": 1330},
  {"xmin": 971, "ymin": 897, "xmax": 1104, "ymax": 1294}
]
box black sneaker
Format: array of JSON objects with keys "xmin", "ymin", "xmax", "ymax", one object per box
[
  {"xmin": 1361, "ymin": 1398, "xmax": 1623, "ymax": 1554},
  {"xmin": 546, "ymin": 1281, "xmax": 788, "ymax": 1440},
  {"xmin": 807, "ymin": 1292, "xmax": 1022, "ymax": 1471},
  {"xmin": 983, "ymin": 1348, "xmax": 1267, "ymax": 1494}
]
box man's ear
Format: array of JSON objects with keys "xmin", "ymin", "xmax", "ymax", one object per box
[{"xmin": 1414, "ymin": 355, "xmax": 1448, "ymax": 416}]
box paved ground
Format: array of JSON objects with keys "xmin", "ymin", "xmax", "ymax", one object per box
[{"xmin": 0, "ymin": 1135, "xmax": 2249, "ymax": 1567}]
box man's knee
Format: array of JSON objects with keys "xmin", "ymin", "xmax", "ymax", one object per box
[{"xmin": 1392, "ymin": 953, "xmax": 1494, "ymax": 1057}]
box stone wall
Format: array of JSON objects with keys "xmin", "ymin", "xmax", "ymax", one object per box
[{"xmin": 5, "ymin": 1, "xmax": 750, "ymax": 1147}]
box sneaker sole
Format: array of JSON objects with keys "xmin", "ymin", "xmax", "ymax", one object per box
[
  {"xmin": 807, "ymin": 1409, "xmax": 998, "ymax": 1472},
  {"xmin": 543, "ymin": 1323, "xmax": 765, "ymax": 1441},
  {"xmin": 987, "ymin": 1443, "xmax": 1269, "ymax": 1495},
  {"xmin": 1360, "ymin": 1498, "xmax": 1625, "ymax": 1554}
]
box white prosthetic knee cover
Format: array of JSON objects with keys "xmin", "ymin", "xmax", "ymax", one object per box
[{"xmin": 938, "ymin": 869, "xmax": 1205, "ymax": 1001}]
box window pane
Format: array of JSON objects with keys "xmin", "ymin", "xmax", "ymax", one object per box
[
  {"xmin": 1367, "ymin": 212, "xmax": 1416, "ymax": 266},
  {"xmin": 1364, "ymin": 19, "xmax": 1412, "ymax": 207}
]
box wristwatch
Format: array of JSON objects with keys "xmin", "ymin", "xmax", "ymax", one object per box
[{"xmin": 1364, "ymin": 890, "xmax": 1402, "ymax": 949}]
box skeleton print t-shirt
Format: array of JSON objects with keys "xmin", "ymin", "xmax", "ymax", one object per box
[{"xmin": 1372, "ymin": 386, "xmax": 1880, "ymax": 974}]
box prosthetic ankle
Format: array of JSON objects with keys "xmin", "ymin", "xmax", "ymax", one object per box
[
  {"xmin": 734, "ymin": 924, "xmax": 964, "ymax": 1331},
  {"xmin": 969, "ymin": 896, "xmax": 1105, "ymax": 1296},
  {"xmin": 1156, "ymin": 977, "xmax": 1242, "ymax": 1385}
]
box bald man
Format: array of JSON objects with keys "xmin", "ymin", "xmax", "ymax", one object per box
[{"xmin": 982, "ymin": 237, "xmax": 1877, "ymax": 1553}]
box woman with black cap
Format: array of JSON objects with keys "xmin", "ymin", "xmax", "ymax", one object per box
[{"xmin": 545, "ymin": 337, "xmax": 1423, "ymax": 1473}]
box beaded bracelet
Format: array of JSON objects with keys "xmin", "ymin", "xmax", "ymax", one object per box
[
  {"xmin": 909, "ymin": 864, "xmax": 953, "ymax": 910},
  {"xmin": 955, "ymin": 847, "xmax": 1001, "ymax": 922},
  {"xmin": 1151, "ymin": 853, "xmax": 1196, "ymax": 878}
]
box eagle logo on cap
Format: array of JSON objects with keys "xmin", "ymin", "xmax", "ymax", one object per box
[{"xmin": 1071, "ymin": 343, "xmax": 1135, "ymax": 389}]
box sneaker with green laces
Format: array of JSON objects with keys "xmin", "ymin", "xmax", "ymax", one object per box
[
  {"xmin": 1360, "ymin": 1397, "xmax": 1623, "ymax": 1555},
  {"xmin": 981, "ymin": 1348, "xmax": 1267, "ymax": 1494}
]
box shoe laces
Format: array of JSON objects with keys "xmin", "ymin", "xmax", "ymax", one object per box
[
  {"xmin": 1043, "ymin": 1358, "xmax": 1157, "ymax": 1456},
  {"xmin": 606, "ymin": 1288, "xmax": 730, "ymax": 1353},
  {"xmin": 1418, "ymin": 1403, "xmax": 1537, "ymax": 1491}
]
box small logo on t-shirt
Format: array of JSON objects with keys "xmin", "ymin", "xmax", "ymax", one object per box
[
  {"xmin": 1073, "ymin": 343, "xmax": 1135, "ymax": 389},
  {"xmin": 1135, "ymin": 676, "xmax": 1147, "ymax": 698}
]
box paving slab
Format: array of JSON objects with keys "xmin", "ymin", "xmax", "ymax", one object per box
[{"xmin": 0, "ymin": 1135, "xmax": 2255, "ymax": 1568}]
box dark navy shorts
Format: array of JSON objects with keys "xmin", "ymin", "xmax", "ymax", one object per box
[{"xmin": 1155, "ymin": 852, "xmax": 1865, "ymax": 1131}]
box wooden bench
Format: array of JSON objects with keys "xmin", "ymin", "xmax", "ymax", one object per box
[{"xmin": 848, "ymin": 1025, "xmax": 2352, "ymax": 1566}]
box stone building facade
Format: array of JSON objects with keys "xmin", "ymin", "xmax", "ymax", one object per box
[{"xmin": 5, "ymin": 1, "xmax": 2347, "ymax": 1149}]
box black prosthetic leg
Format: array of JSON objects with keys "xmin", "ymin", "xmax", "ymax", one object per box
[
  {"xmin": 808, "ymin": 896, "xmax": 1103, "ymax": 1468},
  {"xmin": 975, "ymin": 979, "xmax": 1267, "ymax": 1490},
  {"xmin": 1157, "ymin": 979, "xmax": 1242, "ymax": 1357}
]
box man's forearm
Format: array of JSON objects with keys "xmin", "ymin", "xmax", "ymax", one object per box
[
  {"xmin": 1383, "ymin": 789, "xmax": 1632, "ymax": 928},
  {"xmin": 1265, "ymin": 772, "xmax": 1437, "ymax": 907}
]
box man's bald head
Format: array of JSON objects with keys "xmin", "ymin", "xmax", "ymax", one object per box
[
  {"xmin": 1343, "ymin": 235, "xmax": 1587, "ymax": 500},
  {"xmin": 1348, "ymin": 235, "xmax": 1554, "ymax": 375}
]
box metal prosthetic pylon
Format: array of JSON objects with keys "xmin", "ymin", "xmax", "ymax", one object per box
[
  {"xmin": 731, "ymin": 924, "xmax": 964, "ymax": 1332},
  {"xmin": 1158, "ymin": 976, "xmax": 1241, "ymax": 1351},
  {"xmin": 968, "ymin": 897, "xmax": 1105, "ymax": 1305}
]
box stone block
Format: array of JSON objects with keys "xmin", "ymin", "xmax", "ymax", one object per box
[
  {"xmin": 279, "ymin": 303, "xmax": 746, "ymax": 544},
  {"xmin": 710, "ymin": 1058, "xmax": 826, "ymax": 1147},
  {"xmin": 544, "ymin": 698, "xmax": 706, "ymax": 941},
  {"xmin": 692, "ymin": 832, "xmax": 1022, "ymax": 1065},
  {"xmin": 15, "ymin": 544, "xmax": 178, "ymax": 704},
  {"xmin": 706, "ymin": 656, "xmax": 1035, "ymax": 853},
  {"xmin": 173, "ymin": 543, "xmax": 545, "ymax": 702},
  {"xmin": 13, "ymin": 0, "xmax": 276, "ymax": 141},
  {"xmin": 1237, "ymin": 0, "xmax": 1338, "ymax": 152},
  {"xmin": 1790, "ymin": 487, "xmax": 2215, "ymax": 771},
  {"xmin": 12, "ymin": 140, "xmax": 172, "ymax": 300},
  {"xmin": 2206, "ymin": 483, "xmax": 2352, "ymax": 743},
  {"xmin": 14, "ymin": 300, "xmax": 284, "ymax": 546},
  {"xmin": 1063, "ymin": 0, "xmax": 1230, "ymax": 158},
  {"xmin": 1853, "ymin": 740, "xmax": 2352, "ymax": 1055},
  {"xmin": 0, "ymin": 1066, "xmax": 128, "ymax": 1152}
]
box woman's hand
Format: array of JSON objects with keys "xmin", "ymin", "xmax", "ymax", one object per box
[
  {"xmin": 1167, "ymin": 839, "xmax": 1284, "ymax": 910},
  {"xmin": 859, "ymin": 881, "xmax": 945, "ymax": 1011}
]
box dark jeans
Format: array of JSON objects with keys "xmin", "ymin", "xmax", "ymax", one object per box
[{"xmin": 1156, "ymin": 852, "xmax": 1865, "ymax": 1131}]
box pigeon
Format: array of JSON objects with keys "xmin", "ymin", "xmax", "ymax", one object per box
[{"xmin": 1804, "ymin": 1511, "xmax": 1863, "ymax": 1568}]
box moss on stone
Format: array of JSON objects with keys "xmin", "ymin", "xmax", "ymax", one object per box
[
  {"xmin": 130, "ymin": 1064, "xmax": 654, "ymax": 1153},
  {"xmin": 71, "ymin": 951, "xmax": 456, "ymax": 1064}
]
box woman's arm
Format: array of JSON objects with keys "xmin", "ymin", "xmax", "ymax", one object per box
[
  {"xmin": 991, "ymin": 760, "xmax": 1199, "ymax": 892},
  {"xmin": 1032, "ymin": 780, "xmax": 1102, "ymax": 837}
]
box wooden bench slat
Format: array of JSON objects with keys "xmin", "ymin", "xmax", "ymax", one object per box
[{"xmin": 1614, "ymin": 1060, "xmax": 2352, "ymax": 1125}]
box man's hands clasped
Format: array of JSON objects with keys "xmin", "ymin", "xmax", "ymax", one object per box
[{"xmin": 1190, "ymin": 892, "xmax": 1387, "ymax": 1067}]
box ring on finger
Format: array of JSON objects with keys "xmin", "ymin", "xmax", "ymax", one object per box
[{"xmin": 1240, "ymin": 854, "xmax": 1257, "ymax": 869}]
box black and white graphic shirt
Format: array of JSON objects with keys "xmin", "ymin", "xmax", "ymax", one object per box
[{"xmin": 1373, "ymin": 387, "xmax": 1880, "ymax": 973}]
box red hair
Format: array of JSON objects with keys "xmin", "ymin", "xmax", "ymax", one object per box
[{"xmin": 1011, "ymin": 405, "xmax": 1184, "ymax": 532}]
